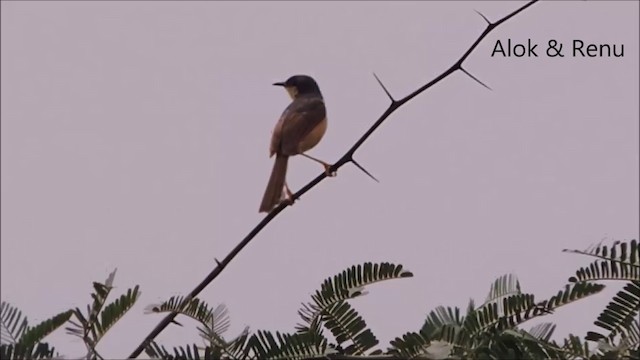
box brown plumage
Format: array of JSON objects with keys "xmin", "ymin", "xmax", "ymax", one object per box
[{"xmin": 259, "ymin": 75, "xmax": 328, "ymax": 213}]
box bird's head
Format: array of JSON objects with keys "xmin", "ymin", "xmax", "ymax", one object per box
[{"xmin": 273, "ymin": 75, "xmax": 322, "ymax": 99}]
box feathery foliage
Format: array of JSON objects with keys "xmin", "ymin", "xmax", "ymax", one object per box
[
  {"xmin": 6, "ymin": 241, "xmax": 640, "ymax": 359},
  {"xmin": 388, "ymin": 273, "xmax": 606, "ymax": 359},
  {"xmin": 565, "ymin": 239, "xmax": 640, "ymax": 282},
  {"xmin": 0, "ymin": 301, "xmax": 71, "ymax": 360},
  {"xmin": 65, "ymin": 269, "xmax": 140, "ymax": 359},
  {"xmin": 564, "ymin": 239, "xmax": 640, "ymax": 358}
]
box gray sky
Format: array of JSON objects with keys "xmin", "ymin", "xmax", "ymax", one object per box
[{"xmin": 1, "ymin": 1, "xmax": 638, "ymax": 358}]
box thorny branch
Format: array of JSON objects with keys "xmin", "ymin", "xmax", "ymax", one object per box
[{"xmin": 128, "ymin": 1, "xmax": 538, "ymax": 358}]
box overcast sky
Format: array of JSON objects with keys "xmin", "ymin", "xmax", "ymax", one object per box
[{"xmin": 1, "ymin": 1, "xmax": 638, "ymax": 358}]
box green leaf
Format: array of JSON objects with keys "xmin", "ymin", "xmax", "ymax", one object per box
[
  {"xmin": 17, "ymin": 310, "xmax": 72, "ymax": 348},
  {"xmin": 93, "ymin": 286, "xmax": 140, "ymax": 343},
  {"xmin": 587, "ymin": 281, "xmax": 640, "ymax": 342},
  {"xmin": 387, "ymin": 331, "xmax": 430, "ymax": 358},
  {"xmin": 540, "ymin": 282, "xmax": 605, "ymax": 311},
  {"xmin": 0, "ymin": 302, "xmax": 29, "ymax": 344},
  {"xmin": 321, "ymin": 301, "xmax": 378, "ymax": 355},
  {"xmin": 565, "ymin": 239, "xmax": 640, "ymax": 282},
  {"xmin": 527, "ymin": 322, "xmax": 556, "ymax": 342},
  {"xmin": 147, "ymin": 296, "xmax": 229, "ymax": 336},
  {"xmin": 0, "ymin": 342, "xmax": 57, "ymax": 360},
  {"xmin": 465, "ymin": 293, "xmax": 539, "ymax": 336},
  {"xmin": 297, "ymin": 262, "xmax": 412, "ymax": 333},
  {"xmin": 145, "ymin": 340, "xmax": 172, "ymax": 359},
  {"xmin": 226, "ymin": 327, "xmax": 251, "ymax": 359},
  {"xmin": 421, "ymin": 306, "xmax": 464, "ymax": 338},
  {"xmin": 483, "ymin": 274, "xmax": 522, "ymax": 305},
  {"xmin": 247, "ymin": 330, "xmax": 330, "ymax": 360},
  {"xmin": 64, "ymin": 270, "xmax": 138, "ymax": 359}
]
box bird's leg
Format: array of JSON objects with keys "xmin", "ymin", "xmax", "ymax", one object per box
[
  {"xmin": 282, "ymin": 182, "xmax": 295, "ymax": 206},
  {"xmin": 301, "ymin": 153, "xmax": 336, "ymax": 177}
]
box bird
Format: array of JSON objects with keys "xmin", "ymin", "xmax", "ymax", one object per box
[{"xmin": 259, "ymin": 75, "xmax": 332, "ymax": 213}]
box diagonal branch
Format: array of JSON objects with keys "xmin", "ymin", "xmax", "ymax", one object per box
[{"xmin": 127, "ymin": 1, "xmax": 538, "ymax": 358}]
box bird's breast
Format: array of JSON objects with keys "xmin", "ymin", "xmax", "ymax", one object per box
[{"xmin": 298, "ymin": 117, "xmax": 327, "ymax": 153}]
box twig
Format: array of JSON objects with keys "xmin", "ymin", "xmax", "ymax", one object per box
[{"xmin": 127, "ymin": 1, "xmax": 538, "ymax": 357}]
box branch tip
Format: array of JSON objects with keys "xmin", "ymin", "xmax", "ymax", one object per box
[
  {"xmin": 351, "ymin": 159, "xmax": 379, "ymax": 183},
  {"xmin": 373, "ymin": 72, "xmax": 395, "ymax": 102},
  {"xmin": 474, "ymin": 9, "xmax": 492, "ymax": 25},
  {"xmin": 461, "ymin": 67, "xmax": 492, "ymax": 91}
]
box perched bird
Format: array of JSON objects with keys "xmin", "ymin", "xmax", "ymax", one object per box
[{"xmin": 259, "ymin": 75, "xmax": 331, "ymax": 213}]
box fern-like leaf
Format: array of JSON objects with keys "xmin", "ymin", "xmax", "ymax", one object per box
[
  {"xmin": 65, "ymin": 270, "xmax": 139, "ymax": 359},
  {"xmin": 421, "ymin": 306, "xmax": 464, "ymax": 337},
  {"xmin": 225, "ymin": 326, "xmax": 251, "ymax": 359},
  {"xmin": 297, "ymin": 262, "xmax": 412, "ymax": 334},
  {"xmin": 66, "ymin": 270, "xmax": 117, "ymax": 344},
  {"xmin": 565, "ymin": 239, "xmax": 640, "ymax": 282},
  {"xmin": 563, "ymin": 239, "xmax": 639, "ymax": 265},
  {"xmin": 489, "ymin": 282, "xmax": 605, "ymax": 335},
  {"xmin": 247, "ymin": 330, "xmax": 330, "ymax": 360},
  {"xmin": 0, "ymin": 342, "xmax": 56, "ymax": 360},
  {"xmin": 387, "ymin": 331, "xmax": 430, "ymax": 358},
  {"xmin": 17, "ymin": 310, "xmax": 72, "ymax": 348},
  {"xmin": 388, "ymin": 306, "xmax": 464, "ymax": 359},
  {"xmin": 527, "ymin": 322, "xmax": 556, "ymax": 342},
  {"xmin": 539, "ymin": 282, "xmax": 606, "ymax": 312},
  {"xmin": 587, "ymin": 281, "xmax": 640, "ymax": 342},
  {"xmin": 483, "ymin": 274, "xmax": 522, "ymax": 306},
  {"xmin": 465, "ymin": 293, "xmax": 539, "ymax": 336},
  {"xmin": 173, "ymin": 343, "xmax": 203, "ymax": 360},
  {"xmin": 558, "ymin": 333, "xmax": 592, "ymax": 359},
  {"xmin": 148, "ymin": 297, "xmax": 230, "ymax": 336},
  {"xmin": 93, "ymin": 285, "xmax": 140, "ymax": 343},
  {"xmin": 1, "ymin": 302, "xmax": 29, "ymax": 344},
  {"xmin": 146, "ymin": 343, "xmax": 208, "ymax": 360},
  {"xmin": 418, "ymin": 306, "xmax": 469, "ymax": 350},
  {"xmin": 321, "ymin": 301, "xmax": 378, "ymax": 355},
  {"xmin": 145, "ymin": 340, "xmax": 172, "ymax": 359},
  {"xmin": 0, "ymin": 302, "xmax": 70, "ymax": 359}
]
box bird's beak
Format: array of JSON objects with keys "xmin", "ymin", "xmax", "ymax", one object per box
[{"xmin": 272, "ymin": 82, "xmax": 285, "ymax": 87}]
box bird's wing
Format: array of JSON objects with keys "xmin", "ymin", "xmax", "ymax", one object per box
[{"xmin": 272, "ymin": 96, "xmax": 326, "ymax": 156}]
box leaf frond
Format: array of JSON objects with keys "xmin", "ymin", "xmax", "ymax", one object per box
[
  {"xmin": 0, "ymin": 302, "xmax": 29, "ymax": 345},
  {"xmin": 17, "ymin": 309, "xmax": 72, "ymax": 348},
  {"xmin": 527, "ymin": 322, "xmax": 556, "ymax": 342},
  {"xmin": 564, "ymin": 239, "xmax": 640, "ymax": 274},
  {"xmin": 387, "ymin": 331, "xmax": 430, "ymax": 358},
  {"xmin": 0, "ymin": 342, "xmax": 57, "ymax": 360},
  {"xmin": 483, "ymin": 274, "xmax": 522, "ymax": 306},
  {"xmin": 321, "ymin": 301, "xmax": 378, "ymax": 355},
  {"xmin": 587, "ymin": 281, "xmax": 640, "ymax": 342},
  {"xmin": 147, "ymin": 297, "xmax": 230, "ymax": 336},
  {"xmin": 247, "ymin": 330, "xmax": 329, "ymax": 360},
  {"xmin": 92, "ymin": 285, "xmax": 140, "ymax": 344},
  {"xmin": 297, "ymin": 262, "xmax": 412, "ymax": 333}
]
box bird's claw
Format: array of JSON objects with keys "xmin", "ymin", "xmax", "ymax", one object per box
[
  {"xmin": 282, "ymin": 185, "xmax": 295, "ymax": 206},
  {"xmin": 323, "ymin": 163, "xmax": 337, "ymax": 177}
]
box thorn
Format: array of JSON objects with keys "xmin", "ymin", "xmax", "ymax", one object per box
[
  {"xmin": 372, "ymin": 72, "xmax": 395, "ymax": 102},
  {"xmin": 171, "ymin": 319, "xmax": 184, "ymax": 327},
  {"xmin": 351, "ymin": 159, "xmax": 379, "ymax": 183},
  {"xmin": 474, "ymin": 9, "xmax": 491, "ymax": 25},
  {"xmin": 214, "ymin": 258, "xmax": 222, "ymax": 266},
  {"xmin": 461, "ymin": 67, "xmax": 492, "ymax": 91}
]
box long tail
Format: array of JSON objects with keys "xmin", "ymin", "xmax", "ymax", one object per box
[{"xmin": 259, "ymin": 155, "xmax": 288, "ymax": 213}]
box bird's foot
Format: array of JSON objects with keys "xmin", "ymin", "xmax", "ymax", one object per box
[
  {"xmin": 322, "ymin": 162, "xmax": 337, "ymax": 177},
  {"xmin": 282, "ymin": 184, "xmax": 295, "ymax": 206}
]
